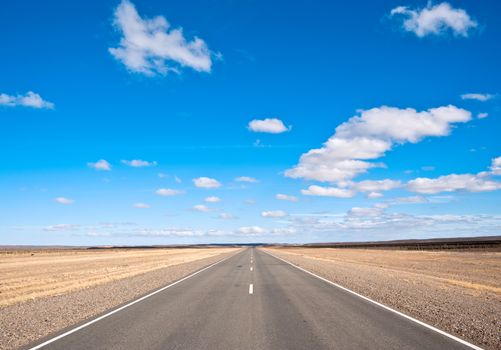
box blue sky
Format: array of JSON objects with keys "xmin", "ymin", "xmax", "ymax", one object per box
[{"xmin": 1, "ymin": 0, "xmax": 500, "ymax": 245}]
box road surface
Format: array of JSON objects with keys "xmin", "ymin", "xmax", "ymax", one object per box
[{"xmin": 26, "ymin": 248, "xmax": 478, "ymax": 350}]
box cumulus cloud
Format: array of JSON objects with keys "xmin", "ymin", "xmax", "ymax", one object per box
[
  {"xmin": 276, "ymin": 193, "xmax": 298, "ymax": 202},
  {"xmin": 461, "ymin": 93, "xmax": 494, "ymax": 102},
  {"xmin": 156, "ymin": 188, "xmax": 183, "ymax": 196},
  {"xmin": 55, "ymin": 197, "xmax": 74, "ymax": 205},
  {"xmin": 121, "ymin": 159, "xmax": 157, "ymax": 167},
  {"xmin": 109, "ymin": 0, "xmax": 214, "ymax": 76},
  {"xmin": 477, "ymin": 113, "xmax": 488, "ymax": 119},
  {"xmin": 408, "ymin": 174, "xmax": 501, "ymax": 194},
  {"xmin": 352, "ymin": 179, "xmax": 402, "ymax": 192},
  {"xmin": 286, "ymin": 105, "xmax": 471, "ymax": 183},
  {"xmin": 301, "ymin": 185, "xmax": 355, "ymax": 198},
  {"xmin": 392, "ymin": 196, "xmax": 429, "ymax": 204},
  {"xmin": 490, "ymin": 157, "xmax": 501, "ymax": 176},
  {"xmin": 390, "ymin": 2, "xmax": 477, "ymax": 38},
  {"xmin": 133, "ymin": 202, "xmax": 150, "ymax": 208},
  {"xmin": 204, "ymin": 196, "xmax": 221, "ymax": 203},
  {"xmin": 0, "ymin": 91, "xmax": 54, "ymax": 109},
  {"xmin": 367, "ymin": 192, "xmax": 383, "ymax": 199},
  {"xmin": 87, "ymin": 159, "xmax": 112, "ymax": 171},
  {"xmin": 261, "ymin": 210, "xmax": 288, "ymax": 218},
  {"xmin": 192, "ymin": 204, "xmax": 211, "ymax": 212},
  {"xmin": 248, "ymin": 118, "xmax": 290, "ymax": 134},
  {"xmin": 193, "ymin": 177, "xmax": 221, "ymax": 188},
  {"xmin": 235, "ymin": 176, "xmax": 258, "ymax": 183}
]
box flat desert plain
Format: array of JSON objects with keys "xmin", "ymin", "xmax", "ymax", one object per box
[
  {"xmin": 266, "ymin": 247, "xmax": 501, "ymax": 350},
  {"xmin": 0, "ymin": 247, "xmax": 238, "ymax": 349}
]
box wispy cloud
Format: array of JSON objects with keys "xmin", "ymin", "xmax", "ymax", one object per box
[
  {"xmin": 87, "ymin": 159, "xmax": 112, "ymax": 171},
  {"xmin": 121, "ymin": 159, "xmax": 157, "ymax": 167},
  {"xmin": 192, "ymin": 204, "xmax": 211, "ymax": 212},
  {"xmin": 204, "ymin": 196, "xmax": 221, "ymax": 203},
  {"xmin": 301, "ymin": 185, "xmax": 355, "ymax": 198},
  {"xmin": 235, "ymin": 176, "xmax": 258, "ymax": 183},
  {"xmin": 0, "ymin": 91, "xmax": 54, "ymax": 109},
  {"xmin": 460, "ymin": 93, "xmax": 495, "ymax": 102},
  {"xmin": 156, "ymin": 188, "xmax": 184, "ymax": 196},
  {"xmin": 133, "ymin": 202, "xmax": 150, "ymax": 208},
  {"xmin": 390, "ymin": 2, "xmax": 477, "ymax": 38},
  {"xmin": 109, "ymin": 0, "xmax": 215, "ymax": 76},
  {"xmin": 248, "ymin": 118, "xmax": 291, "ymax": 134},
  {"xmin": 261, "ymin": 210, "xmax": 288, "ymax": 218},
  {"xmin": 193, "ymin": 177, "xmax": 221, "ymax": 188},
  {"xmin": 54, "ymin": 197, "xmax": 74, "ymax": 205},
  {"xmin": 276, "ymin": 193, "xmax": 298, "ymax": 202}
]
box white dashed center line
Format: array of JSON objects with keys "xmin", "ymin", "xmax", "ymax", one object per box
[{"xmin": 249, "ymin": 284, "xmax": 254, "ymax": 294}]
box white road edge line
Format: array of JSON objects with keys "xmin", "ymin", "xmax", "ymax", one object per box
[
  {"xmin": 262, "ymin": 250, "xmax": 483, "ymax": 350},
  {"xmin": 249, "ymin": 283, "xmax": 254, "ymax": 294},
  {"xmin": 250, "ymin": 266, "xmax": 253, "ymax": 271},
  {"xmin": 27, "ymin": 250, "xmax": 243, "ymax": 350}
]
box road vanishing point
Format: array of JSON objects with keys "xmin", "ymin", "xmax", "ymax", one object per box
[{"xmin": 26, "ymin": 248, "xmax": 481, "ymax": 350}]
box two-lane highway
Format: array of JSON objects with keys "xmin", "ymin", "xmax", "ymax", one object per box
[{"xmin": 26, "ymin": 248, "xmax": 479, "ymax": 350}]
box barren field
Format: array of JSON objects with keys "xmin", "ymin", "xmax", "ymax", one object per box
[
  {"xmin": 0, "ymin": 247, "xmax": 236, "ymax": 307},
  {"xmin": 0, "ymin": 247, "xmax": 238, "ymax": 349},
  {"xmin": 265, "ymin": 247, "xmax": 501, "ymax": 350}
]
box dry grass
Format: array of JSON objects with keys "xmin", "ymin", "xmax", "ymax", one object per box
[{"xmin": 0, "ymin": 248, "xmax": 238, "ymax": 307}]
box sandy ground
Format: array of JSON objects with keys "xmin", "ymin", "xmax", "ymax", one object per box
[
  {"xmin": 0, "ymin": 248, "xmax": 238, "ymax": 350},
  {"xmin": 265, "ymin": 247, "xmax": 501, "ymax": 350},
  {"xmin": 0, "ymin": 248, "xmax": 235, "ymax": 307}
]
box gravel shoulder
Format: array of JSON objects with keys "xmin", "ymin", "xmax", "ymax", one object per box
[
  {"xmin": 0, "ymin": 249, "xmax": 238, "ymax": 350},
  {"xmin": 264, "ymin": 247, "xmax": 501, "ymax": 350}
]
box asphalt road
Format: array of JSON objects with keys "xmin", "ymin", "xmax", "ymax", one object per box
[{"xmin": 27, "ymin": 248, "xmax": 477, "ymax": 350}]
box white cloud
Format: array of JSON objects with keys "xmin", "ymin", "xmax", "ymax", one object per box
[
  {"xmin": 133, "ymin": 202, "xmax": 150, "ymax": 208},
  {"xmin": 87, "ymin": 159, "xmax": 112, "ymax": 171},
  {"xmin": 392, "ymin": 196, "xmax": 429, "ymax": 204},
  {"xmin": 490, "ymin": 157, "xmax": 501, "ymax": 176},
  {"xmin": 44, "ymin": 224, "xmax": 79, "ymax": 232},
  {"xmin": 244, "ymin": 199, "xmax": 256, "ymax": 205},
  {"xmin": 121, "ymin": 159, "xmax": 157, "ymax": 167},
  {"xmin": 461, "ymin": 93, "xmax": 494, "ymax": 102},
  {"xmin": 193, "ymin": 177, "xmax": 221, "ymax": 188},
  {"xmin": 158, "ymin": 172, "xmax": 167, "ymax": 178},
  {"xmin": 261, "ymin": 210, "xmax": 288, "ymax": 218},
  {"xmin": 348, "ymin": 207, "xmax": 384, "ymax": 217},
  {"xmin": 155, "ymin": 188, "xmax": 183, "ymax": 196},
  {"xmin": 235, "ymin": 176, "xmax": 258, "ymax": 183},
  {"xmin": 218, "ymin": 212, "xmax": 236, "ymax": 220},
  {"xmin": 109, "ymin": 0, "xmax": 214, "ymax": 76},
  {"xmin": 286, "ymin": 105, "xmax": 471, "ymax": 183},
  {"xmin": 0, "ymin": 91, "xmax": 54, "ymax": 109},
  {"xmin": 192, "ymin": 204, "xmax": 211, "ymax": 212},
  {"xmin": 367, "ymin": 192, "xmax": 383, "ymax": 199},
  {"xmin": 248, "ymin": 118, "xmax": 290, "ymax": 134},
  {"xmin": 276, "ymin": 193, "xmax": 299, "ymax": 202},
  {"xmin": 55, "ymin": 197, "xmax": 74, "ymax": 205},
  {"xmin": 408, "ymin": 174, "xmax": 501, "ymax": 194},
  {"xmin": 301, "ymin": 185, "xmax": 355, "ymax": 198},
  {"xmin": 390, "ymin": 2, "xmax": 477, "ymax": 38},
  {"xmin": 174, "ymin": 176, "xmax": 182, "ymax": 183},
  {"xmin": 237, "ymin": 226, "xmax": 266, "ymax": 235},
  {"xmin": 352, "ymin": 179, "xmax": 402, "ymax": 192},
  {"xmin": 204, "ymin": 196, "xmax": 221, "ymax": 203}
]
